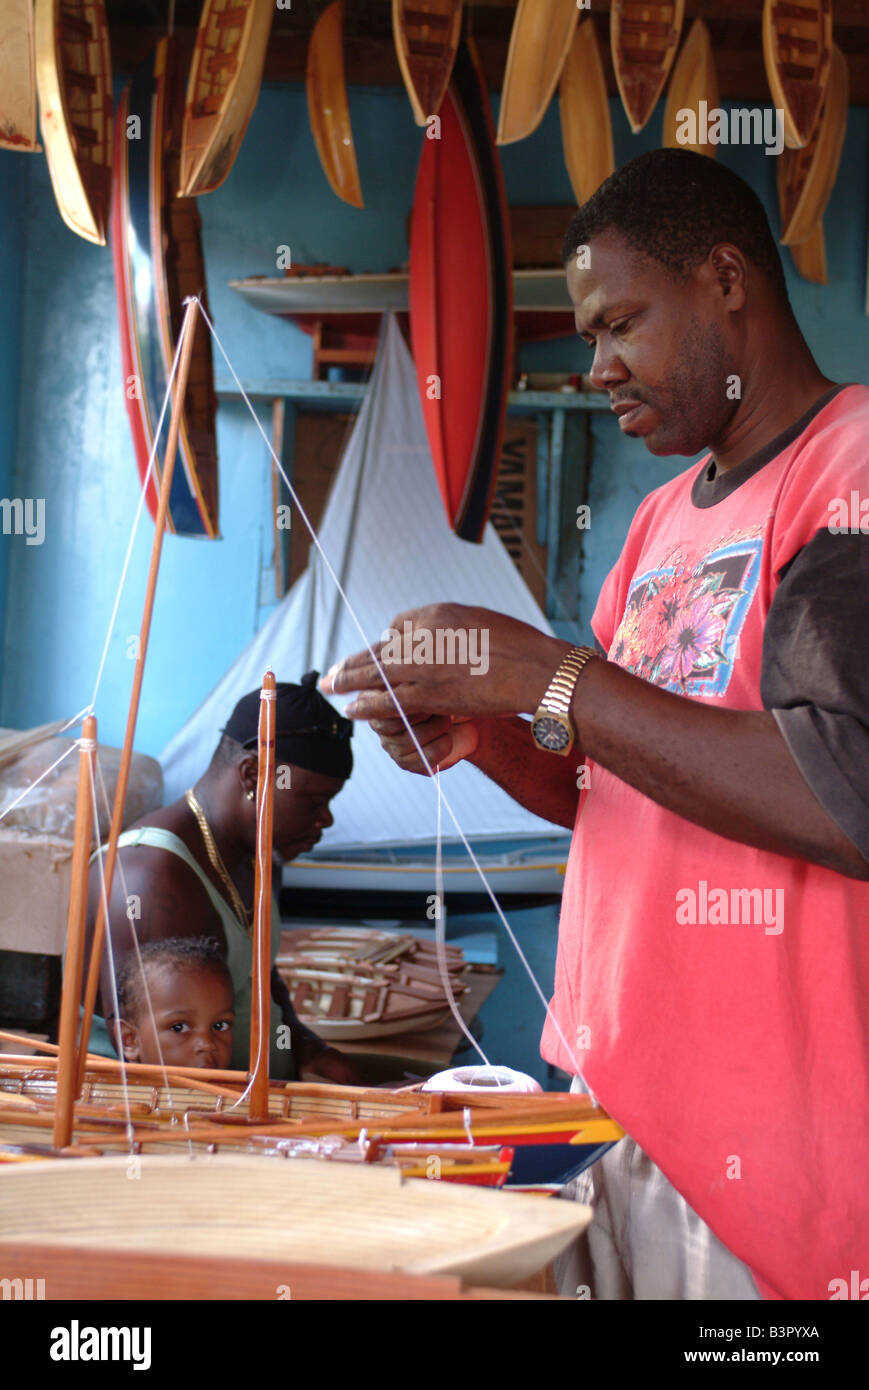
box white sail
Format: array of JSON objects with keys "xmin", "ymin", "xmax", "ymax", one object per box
[{"xmin": 160, "ymin": 314, "xmax": 558, "ymax": 848}]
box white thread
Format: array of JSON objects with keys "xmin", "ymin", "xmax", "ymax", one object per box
[
  {"xmin": 196, "ymin": 305, "xmax": 587, "ymax": 1079},
  {"xmin": 434, "ymin": 770, "xmax": 489, "ymax": 1066},
  {"xmin": 79, "ymin": 739, "xmax": 97, "ymax": 752},
  {"xmin": 0, "ymin": 740, "xmax": 78, "ymax": 823}
]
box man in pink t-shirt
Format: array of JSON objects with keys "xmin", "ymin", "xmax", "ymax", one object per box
[{"xmin": 323, "ymin": 150, "xmax": 869, "ymax": 1301}]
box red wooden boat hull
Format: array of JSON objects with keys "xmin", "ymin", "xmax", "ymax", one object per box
[{"xmin": 409, "ymin": 38, "xmax": 513, "ymax": 543}]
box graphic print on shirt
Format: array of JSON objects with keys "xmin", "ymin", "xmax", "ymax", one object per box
[{"xmin": 610, "ymin": 534, "xmax": 763, "ymax": 697}]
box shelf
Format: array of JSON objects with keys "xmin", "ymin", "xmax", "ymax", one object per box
[{"xmin": 215, "ymin": 378, "xmax": 611, "ymax": 413}]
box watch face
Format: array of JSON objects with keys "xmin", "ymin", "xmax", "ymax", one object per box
[{"xmin": 532, "ymin": 715, "xmax": 571, "ymax": 752}]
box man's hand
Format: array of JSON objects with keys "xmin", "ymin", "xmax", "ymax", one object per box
[
  {"xmin": 367, "ymin": 712, "xmax": 481, "ymax": 775},
  {"xmin": 321, "ymin": 603, "xmax": 566, "ymax": 722}
]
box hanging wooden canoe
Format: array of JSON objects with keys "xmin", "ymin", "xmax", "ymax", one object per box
[
  {"xmin": 0, "ymin": 0, "xmax": 40, "ymax": 151},
  {"xmin": 559, "ymin": 19, "xmax": 614, "ymax": 206},
  {"xmin": 777, "ymin": 42, "xmax": 847, "ymax": 247},
  {"xmin": 762, "ymin": 0, "xmax": 833, "ymax": 150},
  {"xmin": 789, "ymin": 221, "xmax": 827, "ymax": 283},
  {"xmin": 393, "ymin": 0, "xmax": 462, "ymax": 127},
  {"xmin": 610, "ymin": 0, "xmax": 685, "ymax": 135},
  {"xmin": 497, "ymin": 0, "xmax": 579, "ymax": 147},
  {"xmin": 33, "ymin": 0, "xmax": 112, "ymax": 244},
  {"xmin": 111, "ymin": 39, "xmax": 220, "ymax": 538},
  {"xmin": 306, "ymin": 0, "xmax": 363, "ymax": 208},
  {"xmin": 410, "ymin": 38, "xmax": 512, "ymax": 543},
  {"xmin": 663, "ymin": 18, "xmax": 719, "ymax": 157},
  {"xmin": 178, "ymin": 0, "xmax": 273, "ymax": 198}
]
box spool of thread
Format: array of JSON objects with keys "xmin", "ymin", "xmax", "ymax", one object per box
[{"xmin": 421, "ymin": 1065, "xmax": 542, "ymax": 1095}]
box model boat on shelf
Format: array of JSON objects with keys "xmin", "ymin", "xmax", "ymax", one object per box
[
  {"xmin": 762, "ymin": 0, "xmax": 833, "ymax": 149},
  {"xmin": 610, "ymin": 0, "xmax": 685, "ymax": 134},
  {"xmin": 179, "ymin": 0, "xmax": 273, "ymax": 198},
  {"xmin": 559, "ymin": 19, "xmax": 614, "ymax": 207},
  {"xmin": 0, "ymin": 0, "xmax": 40, "ymax": 151},
  {"xmin": 497, "ymin": 0, "xmax": 579, "ymax": 147},
  {"xmin": 663, "ymin": 18, "xmax": 718, "ymax": 156},
  {"xmin": 777, "ymin": 42, "xmax": 847, "ymax": 247},
  {"xmin": 393, "ymin": 0, "xmax": 462, "ymax": 126},
  {"xmin": 112, "ymin": 38, "xmax": 220, "ymax": 538},
  {"xmin": 34, "ymin": 0, "xmax": 112, "ymax": 243},
  {"xmin": 278, "ymin": 966, "xmax": 455, "ymax": 1039},
  {"xmin": 278, "ymin": 926, "xmax": 468, "ymax": 975},
  {"xmin": 306, "ymin": 0, "xmax": 363, "ymax": 208}
]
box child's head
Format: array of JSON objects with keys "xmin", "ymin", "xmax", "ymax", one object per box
[{"xmin": 114, "ymin": 936, "xmax": 235, "ymax": 1069}]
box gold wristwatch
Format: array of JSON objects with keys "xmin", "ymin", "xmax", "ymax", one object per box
[{"xmin": 530, "ymin": 646, "xmax": 598, "ymax": 755}]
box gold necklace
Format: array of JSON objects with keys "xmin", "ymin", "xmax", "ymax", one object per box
[{"xmin": 185, "ymin": 788, "xmax": 251, "ymax": 935}]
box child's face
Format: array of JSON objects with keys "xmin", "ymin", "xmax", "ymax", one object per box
[{"xmin": 122, "ymin": 963, "xmax": 235, "ymax": 1069}]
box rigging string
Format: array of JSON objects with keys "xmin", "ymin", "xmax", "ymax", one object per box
[
  {"xmin": 198, "ymin": 303, "xmax": 587, "ymax": 1080},
  {"xmin": 434, "ymin": 768, "xmax": 490, "ymax": 1068}
]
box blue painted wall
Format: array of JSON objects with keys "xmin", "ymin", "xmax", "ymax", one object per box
[{"xmin": 0, "ymin": 153, "xmax": 27, "ymax": 688}]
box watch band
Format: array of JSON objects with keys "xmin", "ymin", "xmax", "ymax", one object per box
[{"xmin": 539, "ymin": 646, "xmax": 597, "ymax": 716}]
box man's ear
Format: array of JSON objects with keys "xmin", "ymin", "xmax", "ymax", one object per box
[{"xmin": 116, "ymin": 1017, "xmax": 142, "ymax": 1062}]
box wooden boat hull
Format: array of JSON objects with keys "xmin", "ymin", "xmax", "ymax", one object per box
[
  {"xmin": 663, "ymin": 18, "xmax": 718, "ymax": 157},
  {"xmin": 0, "ymin": 0, "xmax": 40, "ymax": 151},
  {"xmin": 410, "ymin": 38, "xmax": 512, "ymax": 543},
  {"xmin": 393, "ymin": 0, "xmax": 462, "ymax": 127},
  {"xmin": 111, "ymin": 39, "xmax": 220, "ymax": 538},
  {"xmin": 306, "ymin": 0, "xmax": 363, "ymax": 208},
  {"xmin": 777, "ymin": 42, "xmax": 847, "ymax": 246},
  {"xmin": 34, "ymin": 0, "xmax": 112, "ymax": 243},
  {"xmin": 762, "ymin": 0, "xmax": 833, "ymax": 150},
  {"xmin": 0, "ymin": 1153, "xmax": 592, "ymax": 1287},
  {"xmin": 497, "ymin": 0, "xmax": 579, "ymax": 147},
  {"xmin": 559, "ymin": 18, "xmax": 614, "ymax": 206},
  {"xmin": 179, "ymin": 0, "xmax": 273, "ymax": 198},
  {"xmin": 611, "ymin": 0, "xmax": 685, "ymax": 134}
]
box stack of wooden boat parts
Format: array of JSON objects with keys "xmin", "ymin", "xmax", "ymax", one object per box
[
  {"xmin": 497, "ymin": 0, "xmax": 579, "ymax": 146},
  {"xmin": 611, "ymin": 0, "xmax": 686, "ymax": 134},
  {"xmin": 762, "ymin": 0, "xmax": 833, "ymax": 150},
  {"xmin": 559, "ymin": 19, "xmax": 615, "ymax": 207},
  {"xmin": 393, "ymin": 0, "xmax": 462, "ymax": 126},
  {"xmin": 777, "ymin": 42, "xmax": 848, "ymax": 285},
  {"xmin": 34, "ymin": 0, "xmax": 112, "ymax": 244},
  {"xmin": 0, "ymin": 0, "xmax": 40, "ymax": 151},
  {"xmin": 275, "ymin": 927, "xmax": 471, "ymax": 1040},
  {"xmin": 306, "ymin": 0, "xmax": 364, "ymax": 208},
  {"xmin": 663, "ymin": 18, "xmax": 719, "ymax": 156},
  {"xmin": 179, "ymin": 0, "xmax": 274, "ymax": 198}
]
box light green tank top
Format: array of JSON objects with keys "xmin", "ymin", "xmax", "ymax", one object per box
[{"xmin": 85, "ymin": 826, "xmax": 296, "ymax": 1080}]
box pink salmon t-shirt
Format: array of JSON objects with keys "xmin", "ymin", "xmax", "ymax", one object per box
[{"xmin": 541, "ymin": 385, "xmax": 869, "ymax": 1301}]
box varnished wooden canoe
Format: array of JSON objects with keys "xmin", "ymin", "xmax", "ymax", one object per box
[
  {"xmin": 410, "ymin": 38, "xmax": 512, "ymax": 543},
  {"xmin": 559, "ymin": 18, "xmax": 614, "ymax": 206},
  {"xmin": 663, "ymin": 17, "xmax": 718, "ymax": 157},
  {"xmin": 111, "ymin": 39, "xmax": 220, "ymax": 538},
  {"xmin": 777, "ymin": 41, "xmax": 847, "ymax": 247},
  {"xmin": 762, "ymin": 0, "xmax": 833, "ymax": 150},
  {"xmin": 0, "ymin": 0, "xmax": 40, "ymax": 151},
  {"xmin": 34, "ymin": 0, "xmax": 111, "ymax": 243},
  {"xmin": 790, "ymin": 221, "xmax": 827, "ymax": 283},
  {"xmin": 610, "ymin": 0, "xmax": 685, "ymax": 134},
  {"xmin": 393, "ymin": 0, "xmax": 462, "ymax": 126},
  {"xmin": 497, "ymin": 0, "xmax": 579, "ymax": 146},
  {"xmin": 306, "ymin": 0, "xmax": 363, "ymax": 208},
  {"xmin": 179, "ymin": 0, "xmax": 273, "ymax": 197}
]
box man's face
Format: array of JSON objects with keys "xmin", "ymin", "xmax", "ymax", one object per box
[
  {"xmin": 122, "ymin": 963, "xmax": 235, "ymax": 1069},
  {"xmin": 272, "ymin": 765, "xmax": 345, "ymax": 861},
  {"xmin": 566, "ymin": 229, "xmax": 739, "ymax": 457}
]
